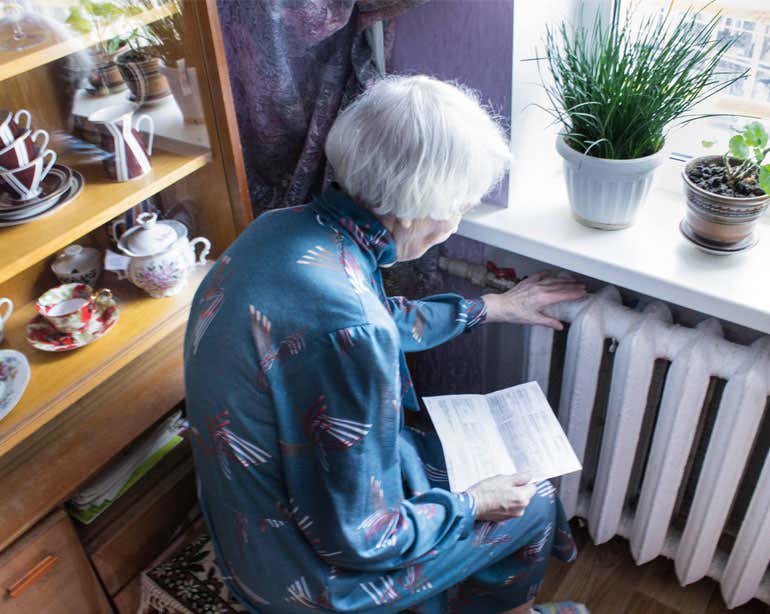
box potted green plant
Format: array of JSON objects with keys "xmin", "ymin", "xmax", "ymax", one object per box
[
  {"xmin": 115, "ymin": 1, "xmax": 203, "ymax": 121},
  {"xmin": 66, "ymin": 0, "xmax": 131, "ymax": 96},
  {"xmin": 681, "ymin": 122, "xmax": 770, "ymax": 253},
  {"xmin": 115, "ymin": 2, "xmax": 174, "ymax": 105},
  {"xmin": 541, "ymin": 1, "xmax": 744, "ymax": 230}
]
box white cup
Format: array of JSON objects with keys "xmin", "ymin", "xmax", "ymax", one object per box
[{"xmin": 0, "ymin": 298, "xmax": 13, "ymax": 344}]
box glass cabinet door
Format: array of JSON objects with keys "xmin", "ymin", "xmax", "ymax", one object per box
[{"xmin": 0, "ymin": 0, "xmax": 249, "ymax": 456}]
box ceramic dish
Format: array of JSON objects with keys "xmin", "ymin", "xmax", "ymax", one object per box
[
  {"xmin": 0, "ymin": 350, "xmax": 31, "ymax": 422},
  {"xmin": 0, "ymin": 164, "xmax": 71, "ymax": 210},
  {"xmin": 0, "ymin": 169, "xmax": 84, "ymax": 227},
  {"xmin": 679, "ymin": 220, "xmax": 759, "ymax": 256},
  {"xmin": 26, "ymin": 294, "xmax": 119, "ymax": 352}
]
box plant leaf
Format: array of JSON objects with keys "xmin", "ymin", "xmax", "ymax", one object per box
[
  {"xmin": 759, "ymin": 165, "xmax": 770, "ymax": 196},
  {"xmin": 729, "ymin": 134, "xmax": 750, "ymax": 160},
  {"xmin": 743, "ymin": 121, "xmax": 768, "ymax": 148},
  {"xmin": 106, "ymin": 36, "xmax": 122, "ymax": 53},
  {"xmin": 701, "ymin": 140, "xmax": 716, "ymax": 148},
  {"xmin": 66, "ymin": 7, "xmax": 91, "ymax": 34}
]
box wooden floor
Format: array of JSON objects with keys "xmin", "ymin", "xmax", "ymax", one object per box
[{"xmin": 538, "ymin": 522, "xmax": 770, "ymax": 614}]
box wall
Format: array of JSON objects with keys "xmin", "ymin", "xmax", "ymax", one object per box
[{"xmin": 389, "ymin": 0, "xmax": 513, "ymax": 207}]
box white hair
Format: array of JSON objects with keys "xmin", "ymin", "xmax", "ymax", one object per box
[{"xmin": 325, "ymin": 75, "xmax": 511, "ymax": 221}]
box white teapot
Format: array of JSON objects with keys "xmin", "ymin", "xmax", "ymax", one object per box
[{"xmin": 116, "ymin": 212, "xmax": 210, "ymax": 298}]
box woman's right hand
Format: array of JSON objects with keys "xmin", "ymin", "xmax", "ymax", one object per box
[{"xmin": 466, "ymin": 473, "xmax": 536, "ymax": 522}]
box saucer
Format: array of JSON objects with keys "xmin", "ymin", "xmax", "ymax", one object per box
[
  {"xmin": 129, "ymin": 91, "xmax": 173, "ymax": 107},
  {"xmin": 0, "ymin": 164, "xmax": 71, "ymax": 210},
  {"xmin": 679, "ymin": 220, "xmax": 759, "ymax": 255},
  {"xmin": 26, "ymin": 296, "xmax": 119, "ymax": 352},
  {"xmin": 0, "ymin": 350, "xmax": 31, "ymax": 422},
  {"xmin": 0, "ymin": 169, "xmax": 84, "ymax": 227}
]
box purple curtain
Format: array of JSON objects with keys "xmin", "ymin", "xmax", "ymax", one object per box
[{"xmin": 216, "ymin": 0, "xmax": 426, "ymax": 213}]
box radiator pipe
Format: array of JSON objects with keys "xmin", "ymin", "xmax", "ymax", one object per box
[{"xmin": 437, "ymin": 255, "xmax": 518, "ymax": 291}]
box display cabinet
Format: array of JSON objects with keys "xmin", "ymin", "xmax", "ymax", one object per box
[{"xmin": 0, "ymin": 1, "xmax": 250, "ymax": 609}]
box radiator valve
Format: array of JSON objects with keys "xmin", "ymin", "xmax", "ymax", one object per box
[{"xmin": 438, "ymin": 256, "xmax": 519, "ymax": 291}]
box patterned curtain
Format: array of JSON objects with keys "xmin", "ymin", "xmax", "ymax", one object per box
[{"xmin": 216, "ymin": 0, "xmax": 427, "ymax": 214}]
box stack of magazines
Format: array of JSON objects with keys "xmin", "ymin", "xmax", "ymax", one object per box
[{"xmin": 68, "ymin": 411, "xmax": 186, "ymax": 524}]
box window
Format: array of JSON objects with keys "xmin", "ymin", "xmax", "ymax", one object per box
[{"xmin": 634, "ymin": 1, "xmax": 770, "ymax": 158}]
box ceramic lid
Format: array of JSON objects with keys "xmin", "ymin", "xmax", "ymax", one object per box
[
  {"xmin": 52, "ymin": 244, "xmax": 101, "ymax": 274},
  {"xmin": 117, "ymin": 212, "xmax": 186, "ymax": 257}
]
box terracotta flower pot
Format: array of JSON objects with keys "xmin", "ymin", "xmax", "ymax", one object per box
[
  {"xmin": 116, "ymin": 51, "xmax": 171, "ymax": 105},
  {"xmin": 88, "ymin": 45, "xmax": 128, "ymax": 96},
  {"xmin": 682, "ymin": 156, "xmax": 769, "ymax": 251}
]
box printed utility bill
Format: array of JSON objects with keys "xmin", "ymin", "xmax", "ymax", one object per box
[{"xmin": 423, "ymin": 381, "xmax": 581, "ymax": 492}]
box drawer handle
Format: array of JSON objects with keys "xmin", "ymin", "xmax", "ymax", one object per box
[{"xmin": 7, "ymin": 555, "xmax": 58, "ymax": 598}]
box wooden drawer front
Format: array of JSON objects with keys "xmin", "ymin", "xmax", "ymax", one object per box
[
  {"xmin": 88, "ymin": 455, "xmax": 198, "ymax": 595},
  {"xmin": 0, "ymin": 510, "xmax": 110, "ymax": 614}
]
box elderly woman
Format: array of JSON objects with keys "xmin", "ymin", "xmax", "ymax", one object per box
[{"xmin": 184, "ymin": 76, "xmax": 587, "ymax": 614}]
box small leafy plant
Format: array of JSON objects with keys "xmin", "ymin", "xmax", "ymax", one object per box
[
  {"xmin": 121, "ymin": 0, "xmax": 184, "ymax": 65},
  {"xmin": 540, "ymin": 0, "xmax": 746, "ymax": 160},
  {"xmin": 724, "ymin": 123, "xmax": 770, "ymax": 196},
  {"xmin": 693, "ymin": 122, "xmax": 770, "ymax": 197},
  {"xmin": 66, "ymin": 0, "xmax": 135, "ymax": 56}
]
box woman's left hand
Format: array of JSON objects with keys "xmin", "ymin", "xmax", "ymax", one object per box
[{"xmin": 481, "ymin": 271, "xmax": 586, "ymax": 330}]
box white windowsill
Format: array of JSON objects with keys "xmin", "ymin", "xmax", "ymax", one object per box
[{"xmin": 459, "ymin": 160, "xmax": 770, "ymax": 334}]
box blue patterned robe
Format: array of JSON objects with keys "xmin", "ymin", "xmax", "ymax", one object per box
[{"xmin": 184, "ymin": 186, "xmax": 576, "ymax": 613}]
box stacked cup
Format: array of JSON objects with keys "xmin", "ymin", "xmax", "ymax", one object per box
[{"xmin": 0, "ymin": 108, "xmax": 57, "ymax": 207}]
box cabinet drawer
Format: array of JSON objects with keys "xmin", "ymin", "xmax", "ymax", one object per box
[
  {"xmin": 84, "ymin": 446, "xmax": 198, "ymax": 595},
  {"xmin": 0, "ymin": 510, "xmax": 110, "ymax": 614}
]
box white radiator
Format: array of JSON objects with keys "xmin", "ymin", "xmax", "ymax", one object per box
[{"xmin": 524, "ymin": 286, "xmax": 770, "ymax": 609}]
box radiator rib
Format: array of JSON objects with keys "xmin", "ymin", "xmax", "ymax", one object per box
[
  {"xmin": 676, "ymin": 338, "xmax": 770, "ymax": 586},
  {"xmin": 632, "ymin": 319, "xmax": 723, "ymax": 566},
  {"xmin": 723, "ymin": 448, "xmax": 770, "ymax": 608},
  {"xmin": 588, "ymin": 302, "xmax": 669, "ymax": 545},
  {"xmin": 553, "ymin": 287, "xmax": 610, "ymax": 518}
]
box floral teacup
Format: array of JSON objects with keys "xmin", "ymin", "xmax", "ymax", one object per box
[{"xmin": 35, "ymin": 284, "xmax": 113, "ymax": 334}]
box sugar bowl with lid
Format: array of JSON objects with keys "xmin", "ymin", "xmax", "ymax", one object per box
[
  {"xmin": 116, "ymin": 212, "xmax": 210, "ymax": 298},
  {"xmin": 51, "ymin": 245, "xmax": 102, "ymax": 285}
]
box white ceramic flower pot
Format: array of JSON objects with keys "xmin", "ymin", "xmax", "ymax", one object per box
[{"xmin": 556, "ymin": 136, "xmax": 667, "ymax": 230}]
